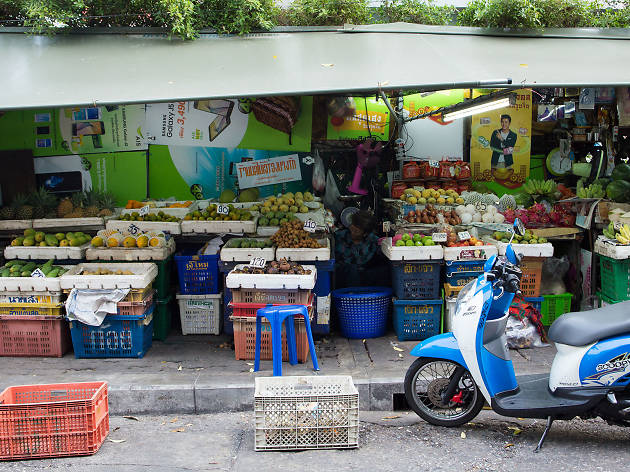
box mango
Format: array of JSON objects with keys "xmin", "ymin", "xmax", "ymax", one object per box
[
  {"xmin": 55, "ymin": 233, "xmax": 66, "ymax": 241},
  {"xmin": 23, "ymin": 228, "xmax": 35, "ymax": 237},
  {"xmin": 34, "ymin": 231, "xmax": 45, "ymax": 243},
  {"xmin": 22, "ymin": 237, "xmax": 35, "ymax": 246},
  {"xmin": 70, "ymin": 238, "xmax": 82, "ymax": 247},
  {"xmin": 59, "ymin": 239, "xmax": 69, "ymax": 247}
]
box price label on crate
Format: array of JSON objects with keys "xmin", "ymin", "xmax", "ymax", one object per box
[
  {"xmin": 458, "ymin": 231, "xmax": 471, "ymax": 241},
  {"xmin": 139, "ymin": 205, "xmax": 150, "ymax": 216},
  {"xmin": 249, "ymin": 257, "xmax": 267, "ymax": 269},
  {"xmin": 128, "ymin": 223, "xmax": 140, "ymax": 236},
  {"xmin": 474, "ymin": 201, "xmax": 487, "ymax": 212},
  {"xmin": 429, "ymin": 160, "xmax": 440, "ymax": 168},
  {"xmin": 432, "ymin": 232, "xmax": 448, "ymax": 242},
  {"xmin": 217, "ymin": 204, "xmax": 230, "ymax": 215},
  {"xmin": 30, "ymin": 268, "xmax": 45, "ymax": 278},
  {"xmin": 303, "ymin": 219, "xmax": 317, "ymax": 233}
]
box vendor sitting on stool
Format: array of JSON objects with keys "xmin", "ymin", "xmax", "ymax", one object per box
[{"xmin": 334, "ymin": 211, "xmax": 381, "ymax": 287}]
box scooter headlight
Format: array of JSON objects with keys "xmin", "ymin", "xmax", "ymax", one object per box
[{"xmin": 455, "ymin": 279, "xmax": 477, "ymax": 315}]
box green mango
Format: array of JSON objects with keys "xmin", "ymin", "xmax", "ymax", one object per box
[
  {"xmin": 1, "ymin": 269, "xmax": 10, "ymax": 277},
  {"xmin": 45, "ymin": 234, "xmax": 59, "ymax": 247},
  {"xmin": 55, "ymin": 233, "xmax": 66, "ymax": 241}
]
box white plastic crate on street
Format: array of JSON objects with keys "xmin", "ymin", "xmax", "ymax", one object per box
[
  {"xmin": 254, "ymin": 375, "xmax": 359, "ymax": 451},
  {"xmin": 226, "ymin": 264, "xmax": 316, "ymax": 290},
  {"xmin": 176, "ymin": 293, "xmax": 222, "ymax": 335}
]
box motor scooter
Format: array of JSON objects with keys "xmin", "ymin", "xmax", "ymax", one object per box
[{"xmin": 404, "ymin": 218, "xmax": 630, "ymax": 451}]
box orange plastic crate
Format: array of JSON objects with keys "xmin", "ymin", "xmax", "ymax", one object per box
[
  {"xmin": 520, "ymin": 257, "xmax": 544, "ymax": 297},
  {"xmin": 232, "ymin": 316, "xmax": 309, "ymax": 362},
  {"xmin": 0, "ymin": 316, "xmax": 71, "ymax": 357},
  {"xmin": 116, "ymin": 290, "xmax": 155, "ymax": 316},
  {"xmin": 0, "ymin": 381, "xmax": 109, "ymax": 461}
]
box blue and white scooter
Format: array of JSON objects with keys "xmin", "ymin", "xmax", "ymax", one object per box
[{"xmin": 405, "ymin": 218, "xmax": 630, "ymax": 451}]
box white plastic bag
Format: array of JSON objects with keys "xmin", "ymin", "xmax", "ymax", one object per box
[
  {"xmin": 506, "ymin": 316, "xmax": 547, "ymax": 349},
  {"xmin": 312, "ymin": 149, "xmax": 326, "ymax": 193}
]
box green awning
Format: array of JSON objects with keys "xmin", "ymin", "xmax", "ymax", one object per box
[{"xmin": 1, "ymin": 24, "xmax": 630, "ymax": 110}]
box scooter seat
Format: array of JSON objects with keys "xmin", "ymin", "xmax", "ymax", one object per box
[{"xmin": 548, "ymin": 299, "xmax": 630, "ymax": 346}]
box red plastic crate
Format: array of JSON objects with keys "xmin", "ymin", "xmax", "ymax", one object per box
[
  {"xmin": 0, "ymin": 381, "xmax": 109, "ymax": 461},
  {"xmin": 117, "ymin": 290, "xmax": 155, "ymax": 316},
  {"xmin": 0, "ymin": 316, "xmax": 71, "ymax": 357},
  {"xmin": 229, "ymin": 295, "xmax": 313, "ymax": 318}
]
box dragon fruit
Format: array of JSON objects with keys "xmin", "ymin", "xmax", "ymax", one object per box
[
  {"xmin": 540, "ymin": 214, "xmax": 551, "ymax": 225},
  {"xmin": 515, "ymin": 209, "xmax": 529, "ymax": 225},
  {"xmin": 548, "ymin": 210, "xmax": 563, "ymax": 225},
  {"xmin": 561, "ymin": 213, "xmax": 576, "ymax": 227},
  {"xmin": 503, "ymin": 208, "xmax": 517, "ymax": 223}
]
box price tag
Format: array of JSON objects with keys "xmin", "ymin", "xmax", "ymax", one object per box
[
  {"xmin": 30, "ymin": 268, "xmax": 45, "ymax": 278},
  {"xmin": 249, "ymin": 257, "xmax": 266, "ymax": 268},
  {"xmin": 429, "ymin": 160, "xmax": 440, "ymax": 168},
  {"xmin": 614, "ymin": 221, "xmax": 623, "ymax": 231},
  {"xmin": 217, "ymin": 204, "xmax": 230, "ymax": 216},
  {"xmin": 303, "ymin": 219, "xmax": 317, "ymax": 233},
  {"xmin": 128, "ymin": 224, "xmax": 140, "ymax": 236},
  {"xmin": 139, "ymin": 205, "xmax": 150, "ymax": 216},
  {"xmin": 458, "ymin": 231, "xmax": 471, "ymax": 241},
  {"xmin": 474, "ymin": 201, "xmax": 487, "ymax": 212},
  {"xmin": 432, "ymin": 232, "xmax": 447, "ymax": 242}
]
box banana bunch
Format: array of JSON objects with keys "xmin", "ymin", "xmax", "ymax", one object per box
[
  {"xmin": 577, "ymin": 181, "xmax": 605, "ymax": 199},
  {"xmin": 603, "ymin": 222, "xmax": 616, "ymax": 239},
  {"xmin": 523, "ymin": 179, "xmax": 557, "ymax": 196},
  {"xmin": 616, "ymin": 224, "xmax": 630, "ymax": 245}
]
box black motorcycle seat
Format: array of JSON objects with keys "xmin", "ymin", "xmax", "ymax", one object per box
[{"xmin": 548, "ymin": 300, "xmax": 630, "ymax": 346}]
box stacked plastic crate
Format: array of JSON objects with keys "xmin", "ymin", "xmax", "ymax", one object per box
[
  {"xmin": 594, "ymin": 237, "xmax": 630, "ymax": 310},
  {"xmin": 60, "ymin": 263, "xmax": 158, "ymax": 358},
  {"xmin": 381, "ymin": 237, "xmax": 443, "ymax": 341},
  {"xmin": 226, "ymin": 264, "xmax": 317, "ymax": 361},
  {"xmin": 175, "ymin": 248, "xmax": 222, "ymax": 335}
]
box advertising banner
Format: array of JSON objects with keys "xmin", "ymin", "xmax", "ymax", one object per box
[
  {"xmin": 236, "ymin": 154, "xmax": 302, "ymax": 189},
  {"xmin": 144, "ymin": 97, "xmax": 313, "ymax": 152},
  {"xmin": 402, "ymin": 90, "xmax": 465, "ymax": 161},
  {"xmin": 470, "ymin": 89, "xmax": 532, "ymax": 192},
  {"xmin": 326, "ymin": 97, "xmax": 390, "ymax": 141}
]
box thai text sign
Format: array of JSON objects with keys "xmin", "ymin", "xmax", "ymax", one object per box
[{"xmin": 236, "ymin": 154, "xmax": 302, "ymax": 189}]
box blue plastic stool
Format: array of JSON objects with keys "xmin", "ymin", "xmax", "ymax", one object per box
[{"xmin": 254, "ymin": 304, "xmax": 320, "ymax": 376}]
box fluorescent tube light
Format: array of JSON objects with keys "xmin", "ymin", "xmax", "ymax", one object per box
[{"xmin": 443, "ymin": 96, "xmax": 513, "ymax": 121}]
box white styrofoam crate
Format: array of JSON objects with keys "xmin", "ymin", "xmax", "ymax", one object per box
[
  {"xmin": 176, "ymin": 293, "xmax": 222, "ymax": 335},
  {"xmin": 254, "ymin": 375, "xmax": 359, "ymax": 451},
  {"xmin": 33, "ymin": 217, "xmax": 105, "ymax": 229},
  {"xmin": 485, "ymin": 239, "xmax": 554, "ymax": 258},
  {"xmin": 220, "ymin": 240, "xmax": 275, "ymax": 262},
  {"xmin": 4, "ymin": 243, "xmax": 90, "ymax": 260},
  {"xmin": 0, "ymin": 275, "xmax": 66, "ymax": 292},
  {"xmin": 60, "ymin": 262, "xmax": 158, "ymax": 290},
  {"xmin": 120, "ymin": 201, "xmax": 198, "ymax": 218},
  {"xmin": 180, "ymin": 217, "xmax": 257, "ymax": 235},
  {"xmin": 226, "ymin": 264, "xmax": 316, "ymax": 290},
  {"xmin": 106, "ymin": 219, "xmax": 182, "ymax": 235},
  {"xmin": 594, "ymin": 236, "xmax": 630, "ymax": 260},
  {"xmin": 0, "ymin": 220, "xmax": 33, "ymax": 231},
  {"xmin": 380, "ymin": 238, "xmax": 444, "ymax": 261},
  {"xmin": 275, "ymin": 239, "xmax": 330, "ymax": 261},
  {"xmin": 85, "ymin": 240, "xmax": 176, "ymax": 261},
  {"xmin": 443, "ymin": 245, "xmax": 498, "ymax": 261},
  {"xmin": 256, "ymin": 225, "xmax": 280, "ymax": 237}
]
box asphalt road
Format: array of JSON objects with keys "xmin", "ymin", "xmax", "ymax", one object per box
[{"xmin": 2, "ymin": 410, "xmax": 629, "ymax": 472}]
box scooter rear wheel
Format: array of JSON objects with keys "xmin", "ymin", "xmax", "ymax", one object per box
[{"xmin": 405, "ymin": 357, "xmax": 485, "ymax": 427}]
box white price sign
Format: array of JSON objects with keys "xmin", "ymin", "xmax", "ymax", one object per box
[
  {"xmin": 474, "ymin": 201, "xmax": 487, "ymax": 212},
  {"xmin": 614, "ymin": 222, "xmax": 623, "ymax": 231},
  {"xmin": 139, "ymin": 205, "xmax": 150, "ymax": 216},
  {"xmin": 429, "ymin": 160, "xmax": 440, "ymax": 168},
  {"xmin": 249, "ymin": 257, "xmax": 266, "ymax": 268},
  {"xmin": 128, "ymin": 224, "xmax": 140, "ymax": 236},
  {"xmin": 431, "ymin": 233, "xmax": 447, "ymax": 242},
  {"xmin": 30, "ymin": 268, "xmax": 45, "ymax": 278},
  {"xmin": 217, "ymin": 204, "xmax": 230, "ymax": 216},
  {"xmin": 303, "ymin": 219, "xmax": 317, "ymax": 233},
  {"xmin": 458, "ymin": 231, "xmax": 471, "ymax": 241}
]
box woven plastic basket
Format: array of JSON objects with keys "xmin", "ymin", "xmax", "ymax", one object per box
[{"xmin": 332, "ymin": 287, "xmax": 392, "ymax": 339}]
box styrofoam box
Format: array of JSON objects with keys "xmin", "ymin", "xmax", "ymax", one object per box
[
  {"xmin": 256, "ymin": 225, "xmax": 280, "ymax": 237},
  {"xmin": 220, "ymin": 239, "xmax": 275, "ymax": 262},
  {"xmin": 120, "ymin": 201, "xmax": 198, "ymax": 218},
  {"xmin": 180, "ymin": 216, "xmax": 257, "ymax": 235},
  {"xmin": 33, "ymin": 217, "xmax": 105, "ymax": 229},
  {"xmin": 275, "ymin": 239, "xmax": 330, "ymax": 261},
  {"xmin": 0, "ymin": 267, "xmax": 73, "ymax": 292},
  {"xmin": 443, "ymin": 245, "xmax": 497, "ymax": 261},
  {"xmin": 226, "ymin": 264, "xmax": 316, "ymax": 290},
  {"xmin": 0, "ymin": 291, "xmax": 63, "ymax": 304},
  {"xmin": 86, "ymin": 239, "xmax": 176, "ymax": 261},
  {"xmin": 5, "ymin": 243, "xmax": 90, "ymax": 260},
  {"xmin": 0, "ymin": 220, "xmax": 33, "ymax": 231},
  {"xmin": 380, "ymin": 238, "xmax": 444, "ymax": 261},
  {"xmin": 594, "ymin": 236, "xmax": 630, "ymax": 260},
  {"xmin": 60, "ymin": 262, "xmax": 158, "ymax": 290},
  {"xmin": 106, "ymin": 219, "xmax": 182, "ymax": 235},
  {"xmin": 486, "ymin": 239, "xmax": 554, "ymax": 258}
]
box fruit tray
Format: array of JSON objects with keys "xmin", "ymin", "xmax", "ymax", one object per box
[
  {"xmin": 226, "ymin": 264, "xmax": 317, "ymax": 290},
  {"xmin": 106, "ymin": 219, "xmax": 182, "ymax": 235},
  {"xmin": 180, "ymin": 216, "xmax": 258, "ymax": 235},
  {"xmin": 220, "ymin": 239, "xmax": 275, "ymax": 262},
  {"xmin": 60, "ymin": 263, "xmax": 158, "ymax": 290},
  {"xmin": 85, "ymin": 239, "xmax": 175, "ymax": 261},
  {"xmin": 594, "ymin": 236, "xmax": 630, "ymax": 260},
  {"xmin": 443, "ymin": 245, "xmax": 497, "ymax": 261},
  {"xmin": 0, "ymin": 220, "xmax": 33, "ymax": 231},
  {"xmin": 4, "ymin": 242, "xmax": 91, "ymax": 260},
  {"xmin": 485, "ymin": 239, "xmax": 554, "ymax": 258},
  {"xmin": 120, "ymin": 201, "xmax": 198, "ymax": 218},
  {"xmin": 33, "ymin": 217, "xmax": 106, "ymax": 230},
  {"xmin": 380, "ymin": 238, "xmax": 443, "ymax": 261},
  {"xmin": 275, "ymin": 238, "xmax": 331, "ymax": 261}
]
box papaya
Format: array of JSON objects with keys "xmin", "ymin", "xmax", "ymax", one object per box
[
  {"xmin": 611, "ymin": 163, "xmax": 630, "ymax": 182},
  {"xmin": 34, "ymin": 231, "xmax": 45, "ymax": 243},
  {"xmin": 45, "ymin": 234, "xmax": 59, "ymax": 247},
  {"xmin": 606, "ymin": 179, "xmax": 630, "ymax": 202},
  {"xmin": 23, "ymin": 228, "xmax": 35, "ymax": 237}
]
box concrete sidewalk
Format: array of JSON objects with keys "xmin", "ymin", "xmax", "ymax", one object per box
[{"xmin": 0, "ymin": 333, "xmax": 556, "ymax": 415}]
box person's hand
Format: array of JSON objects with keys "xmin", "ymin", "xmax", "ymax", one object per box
[{"xmin": 495, "ymin": 131, "xmax": 503, "ymax": 142}]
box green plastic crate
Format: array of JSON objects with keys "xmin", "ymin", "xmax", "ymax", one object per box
[
  {"xmin": 153, "ymin": 256, "xmax": 173, "ymax": 300},
  {"xmin": 540, "ymin": 293, "xmax": 573, "ymax": 326},
  {"xmin": 599, "ymin": 256, "xmax": 630, "ymax": 301},
  {"xmin": 153, "ymin": 296, "xmax": 172, "ymax": 341},
  {"xmin": 597, "ymin": 291, "xmax": 621, "ymax": 307}
]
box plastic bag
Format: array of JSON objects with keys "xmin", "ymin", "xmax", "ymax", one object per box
[
  {"xmin": 312, "ymin": 149, "xmax": 326, "ymax": 193},
  {"xmin": 506, "ymin": 316, "xmax": 547, "ymax": 349},
  {"xmin": 541, "ymin": 256, "xmax": 570, "ymax": 295}
]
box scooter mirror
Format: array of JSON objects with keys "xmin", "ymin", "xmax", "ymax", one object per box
[
  {"xmin": 506, "ymin": 244, "xmax": 519, "ymax": 265},
  {"xmin": 484, "ymin": 255, "xmax": 497, "ymax": 272},
  {"xmin": 513, "ymin": 218, "xmax": 525, "ymax": 237}
]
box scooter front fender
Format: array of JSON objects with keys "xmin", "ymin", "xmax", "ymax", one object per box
[{"xmin": 409, "ymin": 332, "xmax": 467, "ymax": 369}]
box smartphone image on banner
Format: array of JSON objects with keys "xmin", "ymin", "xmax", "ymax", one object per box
[
  {"xmin": 36, "ymin": 138, "xmax": 52, "ymax": 148},
  {"xmin": 72, "ymin": 121, "xmax": 105, "ymax": 136},
  {"xmin": 36, "ymin": 126, "xmax": 50, "ymax": 135},
  {"xmin": 34, "ymin": 113, "xmax": 51, "ymax": 123},
  {"xmin": 208, "ymin": 114, "xmax": 231, "ymax": 142},
  {"xmin": 194, "ymin": 100, "xmax": 234, "ymax": 117},
  {"xmin": 36, "ymin": 172, "xmax": 83, "ymax": 193}
]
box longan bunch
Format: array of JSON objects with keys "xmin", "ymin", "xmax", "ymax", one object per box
[{"xmin": 270, "ymin": 220, "xmax": 323, "ymax": 248}]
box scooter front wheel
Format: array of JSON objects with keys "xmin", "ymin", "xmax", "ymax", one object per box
[{"xmin": 405, "ymin": 357, "xmax": 485, "ymax": 427}]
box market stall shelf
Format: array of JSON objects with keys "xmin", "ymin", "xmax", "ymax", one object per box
[
  {"xmin": 33, "ymin": 217, "xmax": 106, "ymax": 231},
  {"xmin": 60, "ymin": 262, "xmax": 158, "ymax": 290},
  {"xmin": 275, "ymin": 238, "xmax": 330, "ymax": 261},
  {"xmin": 106, "ymin": 219, "xmax": 182, "ymax": 235},
  {"xmin": 5, "ymin": 242, "xmax": 90, "ymax": 260},
  {"xmin": 0, "ymin": 220, "xmax": 33, "ymax": 231}
]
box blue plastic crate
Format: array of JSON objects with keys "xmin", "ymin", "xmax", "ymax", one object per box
[
  {"xmin": 445, "ymin": 260, "xmax": 486, "ymax": 274},
  {"xmin": 393, "ymin": 298, "xmax": 443, "ymax": 341},
  {"xmin": 391, "ymin": 260, "xmax": 441, "ymax": 300},
  {"xmin": 445, "ymin": 271, "xmax": 482, "ymax": 287},
  {"xmin": 332, "ymin": 287, "xmax": 392, "ymax": 339},
  {"xmin": 69, "ymin": 308, "xmax": 154, "ymax": 359},
  {"xmin": 525, "ymin": 296, "xmax": 543, "ymax": 313},
  {"xmin": 175, "ymin": 251, "xmax": 220, "ymax": 295}
]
